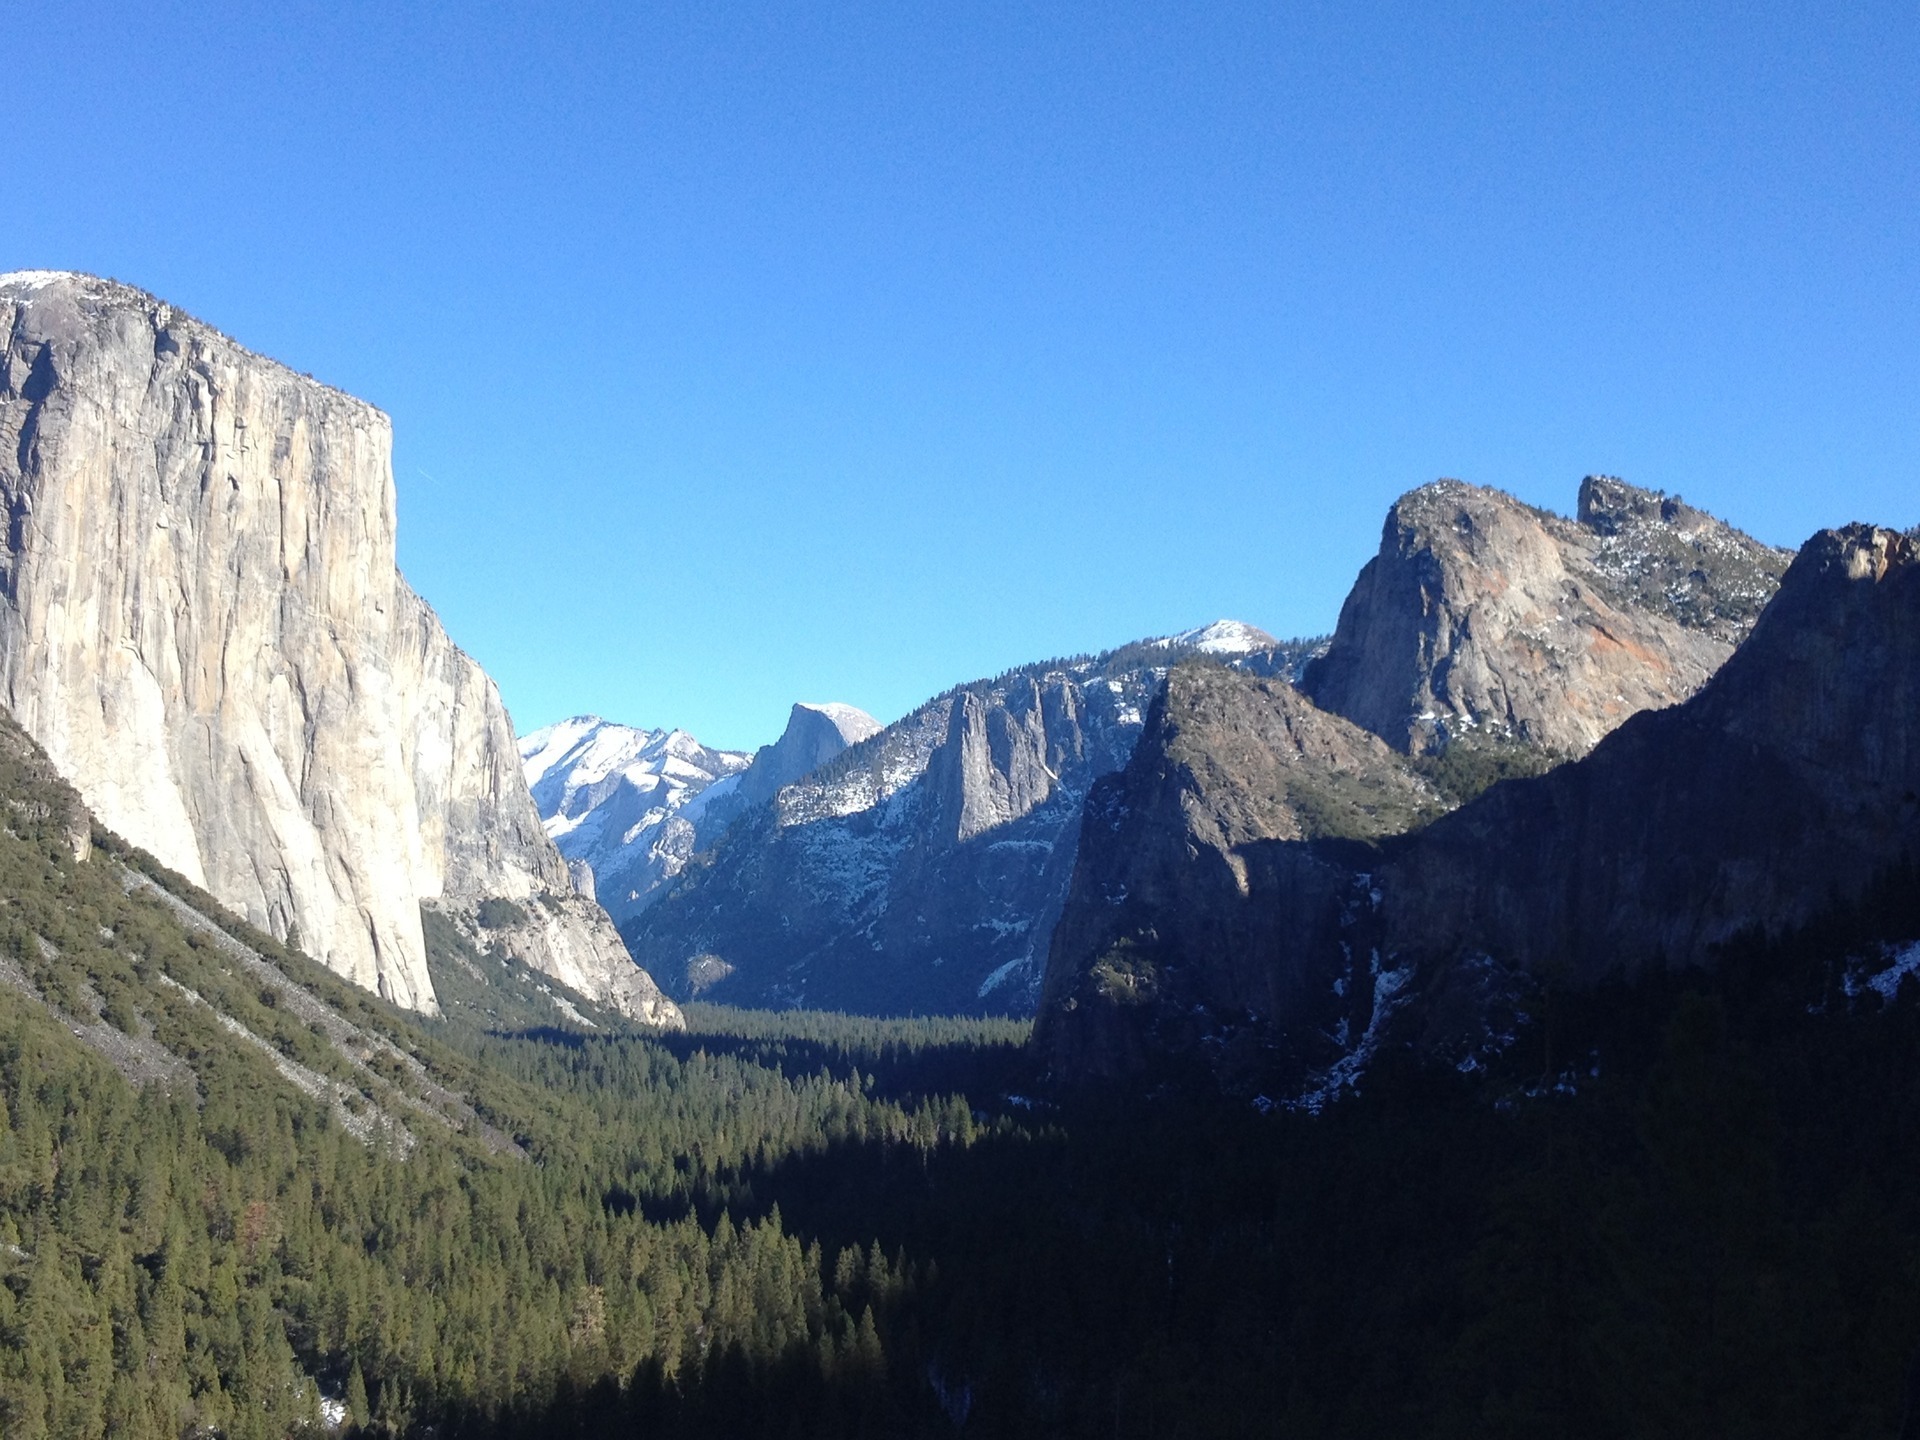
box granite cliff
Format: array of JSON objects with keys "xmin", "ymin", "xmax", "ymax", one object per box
[
  {"xmin": 688, "ymin": 701, "xmax": 883, "ymax": 847},
  {"xmin": 0, "ymin": 271, "xmax": 678, "ymax": 1024},
  {"xmin": 1375, "ymin": 523, "xmax": 1920, "ymax": 988},
  {"xmin": 1039, "ymin": 523, "xmax": 1919, "ymax": 1092},
  {"xmin": 1037, "ymin": 661, "xmax": 1440, "ymax": 1083},
  {"xmin": 1302, "ymin": 476, "xmax": 1789, "ymax": 758}
]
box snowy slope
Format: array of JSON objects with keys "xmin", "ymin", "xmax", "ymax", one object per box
[
  {"xmin": 518, "ymin": 718, "xmax": 750, "ymax": 924},
  {"xmin": 1155, "ymin": 619, "xmax": 1280, "ymax": 655}
]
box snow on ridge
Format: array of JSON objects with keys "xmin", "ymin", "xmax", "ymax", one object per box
[
  {"xmin": 1848, "ymin": 940, "xmax": 1920, "ymax": 1001},
  {"xmin": 517, "ymin": 713, "xmax": 753, "ymax": 922},
  {"xmin": 518, "ymin": 716, "xmax": 620, "ymax": 789},
  {"xmin": 797, "ymin": 701, "xmax": 883, "ymax": 742},
  {"xmin": 778, "ymin": 697, "xmax": 953, "ymax": 825},
  {"xmin": 0, "ymin": 270, "xmax": 77, "ymax": 292},
  {"xmin": 1155, "ymin": 619, "xmax": 1280, "ymax": 656},
  {"xmin": 519, "ymin": 717, "xmax": 749, "ymax": 826},
  {"xmin": 519, "ymin": 717, "xmax": 750, "ymax": 792}
]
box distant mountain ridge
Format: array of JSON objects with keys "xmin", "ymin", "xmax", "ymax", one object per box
[
  {"xmin": 691, "ymin": 702, "xmax": 886, "ymax": 846},
  {"xmin": 519, "ymin": 701, "xmax": 883, "ymax": 924},
  {"xmin": 622, "ymin": 624, "xmax": 1326, "ymax": 1015},
  {"xmin": 519, "ymin": 717, "xmax": 752, "ymax": 923}
]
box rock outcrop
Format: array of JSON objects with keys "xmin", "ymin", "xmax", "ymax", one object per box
[
  {"xmin": 625, "ymin": 630, "xmax": 1313, "ymax": 1015},
  {"xmin": 1039, "ymin": 523, "xmax": 1920, "ymax": 1092},
  {"xmin": 1301, "ymin": 477, "xmax": 1788, "ymax": 757},
  {"xmin": 689, "ymin": 702, "xmax": 882, "ymax": 845},
  {"xmin": 0, "ymin": 271, "xmax": 679, "ymax": 1024},
  {"xmin": 518, "ymin": 704, "xmax": 882, "ymax": 929},
  {"xmin": 737, "ymin": 703, "xmax": 884, "ymax": 809},
  {"xmin": 1374, "ymin": 523, "xmax": 1920, "ymax": 987}
]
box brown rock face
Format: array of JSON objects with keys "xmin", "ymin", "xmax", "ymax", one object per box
[
  {"xmin": 1040, "ymin": 524, "xmax": 1920, "ymax": 1091},
  {"xmin": 0, "ymin": 271, "xmax": 679, "ymax": 1025},
  {"xmin": 1302, "ymin": 477, "xmax": 1788, "ymax": 757}
]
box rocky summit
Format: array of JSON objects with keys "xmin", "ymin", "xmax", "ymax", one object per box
[
  {"xmin": 1301, "ymin": 475, "xmax": 1789, "ymax": 758},
  {"xmin": 1374, "ymin": 522, "xmax": 1920, "ymax": 991},
  {"xmin": 0, "ymin": 272, "xmax": 678, "ymax": 1025},
  {"xmin": 690, "ymin": 701, "xmax": 884, "ymax": 846},
  {"xmin": 1038, "ymin": 523, "xmax": 1920, "ymax": 1095},
  {"xmin": 519, "ymin": 702, "xmax": 881, "ymax": 929}
]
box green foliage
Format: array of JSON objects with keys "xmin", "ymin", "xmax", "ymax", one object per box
[
  {"xmin": 0, "ymin": 715, "xmax": 1027, "ymax": 1438},
  {"xmin": 420, "ymin": 906, "xmax": 618, "ymax": 1034},
  {"xmin": 0, "ymin": 914, "xmax": 1009, "ymax": 1437},
  {"xmin": 1414, "ymin": 734, "xmax": 1561, "ymax": 805},
  {"xmin": 1283, "ymin": 756, "xmax": 1445, "ymax": 840},
  {"xmin": 1091, "ymin": 941, "xmax": 1162, "ymax": 1006},
  {"xmin": 1, "ymin": 701, "xmax": 1918, "ymax": 1436},
  {"xmin": 1585, "ymin": 509, "xmax": 1789, "ymax": 633},
  {"xmin": 475, "ymin": 898, "xmax": 530, "ymax": 932}
]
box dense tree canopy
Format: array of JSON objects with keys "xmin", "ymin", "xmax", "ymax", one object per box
[{"xmin": 0, "ymin": 712, "xmax": 1917, "ymax": 1437}]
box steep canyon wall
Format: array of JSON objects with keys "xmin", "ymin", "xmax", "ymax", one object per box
[{"xmin": 0, "ymin": 271, "xmax": 676, "ymax": 1023}]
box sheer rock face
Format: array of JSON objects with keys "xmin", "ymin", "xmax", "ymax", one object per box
[
  {"xmin": 729, "ymin": 703, "xmax": 883, "ymax": 815},
  {"xmin": 687, "ymin": 701, "xmax": 881, "ymax": 852},
  {"xmin": 1040, "ymin": 525, "xmax": 1920, "ymax": 1089},
  {"xmin": 625, "ymin": 652, "xmax": 1172, "ymax": 1015},
  {"xmin": 0, "ymin": 271, "xmax": 679, "ymax": 1024},
  {"xmin": 1301, "ymin": 477, "xmax": 1789, "ymax": 757}
]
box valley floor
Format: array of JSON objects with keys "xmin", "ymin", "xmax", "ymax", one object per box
[{"xmin": 7, "ymin": 852, "xmax": 1920, "ymax": 1438}]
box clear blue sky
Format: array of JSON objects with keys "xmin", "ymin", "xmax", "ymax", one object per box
[{"xmin": 8, "ymin": 2, "xmax": 1916, "ymax": 749}]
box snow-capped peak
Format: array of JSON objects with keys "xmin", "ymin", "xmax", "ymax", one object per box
[
  {"xmin": 518, "ymin": 716, "xmax": 626, "ymax": 791},
  {"xmin": 0, "ymin": 270, "xmax": 77, "ymax": 293},
  {"xmin": 515, "ymin": 715, "xmax": 754, "ymax": 924},
  {"xmin": 516, "ymin": 717, "xmax": 750, "ymax": 826},
  {"xmin": 1156, "ymin": 619, "xmax": 1280, "ymax": 656}
]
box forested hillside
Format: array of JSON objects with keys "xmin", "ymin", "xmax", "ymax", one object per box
[
  {"xmin": 0, "ymin": 710, "xmax": 1016, "ymax": 1438},
  {"xmin": 5, "ymin": 700, "xmax": 1920, "ymax": 1438}
]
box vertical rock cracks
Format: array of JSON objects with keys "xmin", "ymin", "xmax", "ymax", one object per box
[{"xmin": 0, "ymin": 271, "xmax": 678, "ymax": 1025}]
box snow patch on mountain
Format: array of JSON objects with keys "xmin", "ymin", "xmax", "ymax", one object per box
[
  {"xmin": 1845, "ymin": 940, "xmax": 1920, "ymax": 1002},
  {"xmin": 0, "ymin": 270, "xmax": 75, "ymax": 294},
  {"xmin": 518, "ymin": 718, "xmax": 750, "ymax": 925},
  {"xmin": 1156, "ymin": 620, "xmax": 1281, "ymax": 656},
  {"xmin": 626, "ymin": 639, "xmax": 1208, "ymax": 1016},
  {"xmin": 796, "ymin": 702, "xmax": 883, "ymax": 742},
  {"xmin": 687, "ymin": 700, "xmax": 887, "ymax": 845}
]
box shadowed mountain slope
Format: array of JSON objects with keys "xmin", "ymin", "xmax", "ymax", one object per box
[
  {"xmin": 1040, "ymin": 524, "xmax": 1919, "ymax": 1093},
  {"xmin": 625, "ymin": 628, "xmax": 1324, "ymax": 1016}
]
